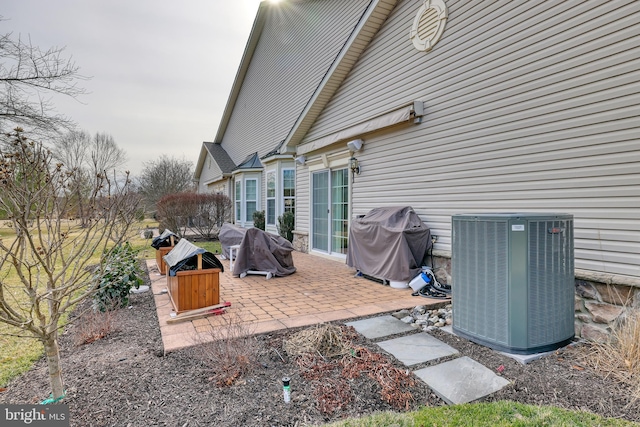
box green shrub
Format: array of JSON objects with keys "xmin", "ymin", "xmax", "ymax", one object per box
[
  {"xmin": 93, "ymin": 243, "xmax": 144, "ymax": 311},
  {"xmin": 253, "ymin": 210, "xmax": 265, "ymax": 230},
  {"xmin": 277, "ymin": 211, "xmax": 295, "ymax": 242}
]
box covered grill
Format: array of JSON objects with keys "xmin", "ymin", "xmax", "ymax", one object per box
[
  {"xmin": 219, "ymin": 223, "xmax": 247, "ymax": 259},
  {"xmin": 232, "ymin": 227, "xmax": 296, "ymax": 278},
  {"xmin": 346, "ymin": 206, "xmax": 432, "ymax": 283}
]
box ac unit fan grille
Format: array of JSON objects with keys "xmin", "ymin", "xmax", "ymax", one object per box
[
  {"xmin": 527, "ymin": 219, "xmax": 575, "ymax": 347},
  {"xmin": 453, "ymin": 219, "xmax": 509, "ymax": 345}
]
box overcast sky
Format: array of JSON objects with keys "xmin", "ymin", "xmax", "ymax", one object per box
[{"xmin": 2, "ymin": 0, "xmax": 264, "ymax": 175}]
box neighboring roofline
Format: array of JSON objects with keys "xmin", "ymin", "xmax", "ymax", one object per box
[
  {"xmin": 262, "ymin": 154, "xmax": 294, "ymax": 164},
  {"xmin": 281, "ymin": 0, "xmax": 398, "ymax": 153},
  {"xmin": 194, "ymin": 141, "xmax": 236, "ymax": 179},
  {"xmin": 235, "ymin": 151, "xmax": 263, "ymax": 170},
  {"xmin": 201, "ymin": 174, "xmax": 232, "ymax": 186},
  {"xmin": 194, "ymin": 144, "xmax": 210, "ymax": 180},
  {"xmin": 213, "ymin": 2, "xmax": 269, "ymax": 143},
  {"xmin": 231, "ymin": 168, "xmax": 263, "ymax": 175}
]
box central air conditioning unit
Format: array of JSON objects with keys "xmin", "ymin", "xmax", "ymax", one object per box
[{"xmin": 452, "ymin": 213, "xmax": 575, "ymax": 354}]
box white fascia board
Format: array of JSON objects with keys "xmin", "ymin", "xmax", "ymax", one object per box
[
  {"xmin": 281, "ymin": 0, "xmax": 399, "ymax": 154},
  {"xmin": 231, "ymin": 168, "xmax": 263, "ymax": 176},
  {"xmin": 194, "ymin": 144, "xmax": 210, "ymax": 179},
  {"xmin": 203, "ymin": 174, "xmax": 231, "ymax": 186},
  {"xmin": 261, "ymin": 154, "xmax": 293, "ymax": 164}
]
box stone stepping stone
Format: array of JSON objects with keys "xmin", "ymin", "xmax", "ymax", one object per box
[
  {"xmin": 413, "ymin": 356, "xmax": 510, "ymax": 404},
  {"xmin": 377, "ymin": 333, "xmax": 458, "ymax": 366},
  {"xmin": 346, "ymin": 315, "xmax": 414, "ymax": 339}
]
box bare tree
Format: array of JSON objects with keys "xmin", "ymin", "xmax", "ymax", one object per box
[
  {"xmin": 89, "ymin": 132, "xmax": 126, "ymax": 175},
  {"xmin": 156, "ymin": 193, "xmax": 233, "ymax": 238},
  {"xmin": 52, "ymin": 129, "xmax": 90, "ymax": 171},
  {"xmin": 52, "ymin": 130, "xmax": 127, "ymax": 226},
  {"xmin": 137, "ymin": 155, "xmax": 194, "ymax": 210},
  {"xmin": 156, "ymin": 193, "xmax": 193, "ymax": 238},
  {"xmin": 0, "ymin": 128, "xmax": 137, "ymax": 401},
  {"xmin": 0, "ymin": 28, "xmax": 86, "ymax": 136},
  {"xmin": 193, "ymin": 193, "xmax": 233, "ymax": 236},
  {"xmin": 52, "ymin": 130, "xmax": 91, "ymax": 223}
]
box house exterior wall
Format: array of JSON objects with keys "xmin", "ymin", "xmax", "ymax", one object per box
[
  {"xmin": 215, "ymin": 0, "xmax": 372, "ymax": 230},
  {"xmin": 295, "ymin": 0, "xmax": 640, "ymax": 281},
  {"xmin": 196, "ymin": 158, "xmax": 226, "ymax": 194},
  {"xmin": 205, "ymin": 180, "xmax": 231, "ymax": 196},
  {"xmin": 219, "ymin": 0, "xmax": 370, "ymax": 164},
  {"xmin": 294, "ymin": 162, "xmax": 310, "ymax": 238}
]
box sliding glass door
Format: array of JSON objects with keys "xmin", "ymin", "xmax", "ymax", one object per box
[{"xmin": 311, "ymin": 168, "xmax": 349, "ymax": 255}]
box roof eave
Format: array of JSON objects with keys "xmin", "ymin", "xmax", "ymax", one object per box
[
  {"xmin": 281, "ymin": 0, "xmax": 399, "ymax": 154},
  {"xmin": 193, "ymin": 144, "xmax": 210, "ymax": 179}
]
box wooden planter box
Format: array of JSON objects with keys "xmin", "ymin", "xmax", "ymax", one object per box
[
  {"xmin": 167, "ymin": 268, "xmax": 221, "ymax": 313},
  {"xmin": 155, "ymin": 246, "xmax": 174, "ymax": 275}
]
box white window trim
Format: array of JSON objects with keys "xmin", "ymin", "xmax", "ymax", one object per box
[
  {"xmin": 282, "ymin": 168, "xmax": 295, "ymax": 216},
  {"xmin": 234, "ymin": 180, "xmax": 242, "ymax": 225},
  {"xmin": 310, "ymin": 167, "xmax": 349, "ymax": 260},
  {"xmin": 244, "ymin": 178, "xmax": 258, "ymax": 223},
  {"xmin": 234, "ymin": 174, "xmax": 261, "ymax": 227},
  {"xmin": 266, "ymin": 169, "xmax": 277, "ymax": 226}
]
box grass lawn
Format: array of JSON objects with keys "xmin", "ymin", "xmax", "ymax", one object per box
[
  {"xmin": 0, "ymin": 219, "xmax": 160, "ymax": 387},
  {"xmin": 1, "ymin": 219, "xmax": 224, "ymax": 387},
  {"xmin": 324, "ymin": 401, "xmax": 637, "ymax": 426},
  {"xmin": 192, "ymin": 240, "xmax": 222, "ymax": 255}
]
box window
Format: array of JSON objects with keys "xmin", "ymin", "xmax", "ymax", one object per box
[
  {"xmin": 245, "ymin": 179, "xmax": 257, "ymax": 222},
  {"xmin": 234, "ymin": 174, "xmax": 261, "ymax": 227},
  {"xmin": 235, "ymin": 180, "xmax": 241, "ymax": 223},
  {"xmin": 283, "ymin": 169, "xmax": 295, "ymax": 215},
  {"xmin": 266, "ymin": 171, "xmax": 276, "ymax": 225}
]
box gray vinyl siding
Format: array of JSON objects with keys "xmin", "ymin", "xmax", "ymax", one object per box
[
  {"xmin": 295, "ymin": 163, "xmax": 310, "ymax": 232},
  {"xmin": 197, "ymin": 159, "xmax": 224, "ymax": 193},
  {"xmin": 299, "ymin": 0, "xmax": 640, "ymax": 278},
  {"xmin": 220, "ymin": 0, "xmax": 370, "ymax": 164}
]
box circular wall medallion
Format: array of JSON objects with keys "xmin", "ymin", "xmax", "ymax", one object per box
[{"xmin": 410, "ymin": 0, "xmax": 448, "ymax": 52}]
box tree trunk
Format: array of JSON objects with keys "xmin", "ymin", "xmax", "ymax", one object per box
[{"xmin": 43, "ymin": 333, "xmax": 65, "ymax": 400}]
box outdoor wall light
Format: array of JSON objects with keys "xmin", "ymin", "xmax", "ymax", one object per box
[
  {"xmin": 347, "ymin": 138, "xmax": 363, "ymax": 152},
  {"xmin": 349, "ymin": 156, "xmax": 360, "ymax": 175},
  {"xmin": 295, "ymin": 155, "xmax": 306, "ymax": 165}
]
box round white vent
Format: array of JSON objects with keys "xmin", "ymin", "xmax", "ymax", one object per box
[{"xmin": 410, "ymin": 0, "xmax": 448, "ymax": 52}]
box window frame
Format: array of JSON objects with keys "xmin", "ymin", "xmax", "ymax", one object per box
[
  {"xmin": 266, "ymin": 170, "xmax": 276, "ymax": 226},
  {"xmin": 234, "ymin": 179, "xmax": 242, "ymax": 224},
  {"xmin": 244, "ymin": 178, "xmax": 258, "ymax": 223},
  {"xmin": 282, "ymin": 168, "xmax": 295, "ymax": 216}
]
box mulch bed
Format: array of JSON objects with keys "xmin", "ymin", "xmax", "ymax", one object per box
[{"xmin": 1, "ymin": 263, "xmax": 639, "ymax": 426}]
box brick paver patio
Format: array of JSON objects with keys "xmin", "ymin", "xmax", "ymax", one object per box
[{"xmin": 149, "ymin": 251, "xmax": 448, "ymax": 353}]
